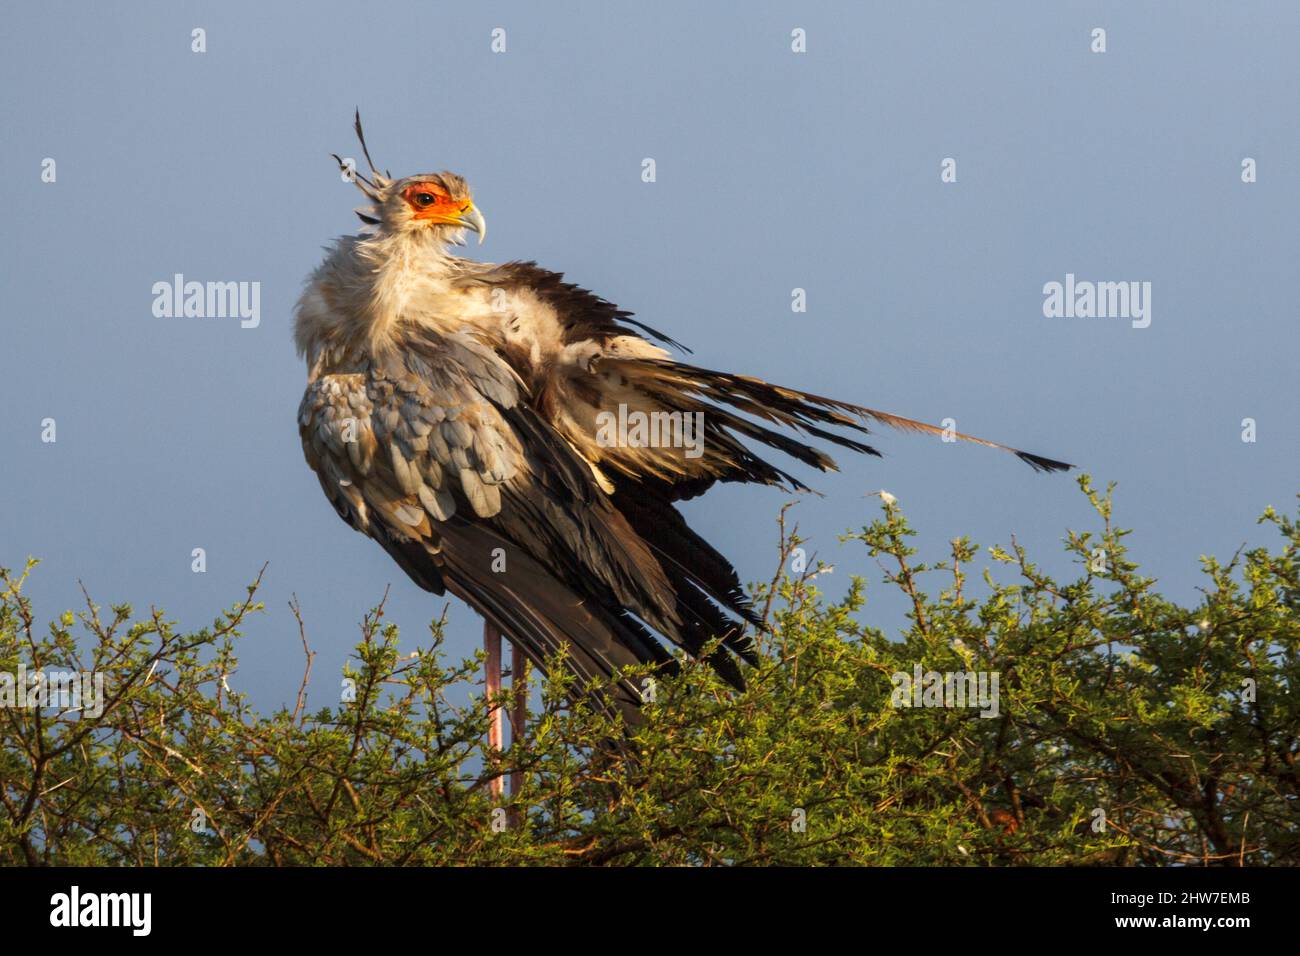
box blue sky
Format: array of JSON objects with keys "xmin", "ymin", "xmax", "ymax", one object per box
[{"xmin": 2, "ymin": 1, "xmax": 1295, "ymax": 712}]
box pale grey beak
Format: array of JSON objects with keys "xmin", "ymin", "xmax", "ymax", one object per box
[{"xmin": 458, "ymin": 205, "xmax": 487, "ymax": 244}]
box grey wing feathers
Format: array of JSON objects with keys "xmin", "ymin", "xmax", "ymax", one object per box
[{"xmin": 298, "ymin": 331, "xmax": 718, "ymax": 721}]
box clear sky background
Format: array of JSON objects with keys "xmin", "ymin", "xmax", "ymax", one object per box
[{"xmin": 2, "ymin": 1, "xmax": 1296, "ymax": 713}]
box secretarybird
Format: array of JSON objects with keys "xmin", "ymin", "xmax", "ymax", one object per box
[{"xmin": 295, "ymin": 115, "xmax": 1071, "ymax": 786}]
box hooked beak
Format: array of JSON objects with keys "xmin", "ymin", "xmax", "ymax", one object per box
[{"xmin": 457, "ymin": 203, "xmax": 487, "ymax": 244}]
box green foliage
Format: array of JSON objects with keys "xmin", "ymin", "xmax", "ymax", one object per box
[{"xmin": 2, "ymin": 478, "xmax": 1296, "ymax": 866}]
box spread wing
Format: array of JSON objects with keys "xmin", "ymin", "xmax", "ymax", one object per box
[
  {"xmin": 480, "ymin": 262, "xmax": 1071, "ymax": 504},
  {"xmin": 435, "ymin": 262, "xmax": 1071, "ymax": 697}
]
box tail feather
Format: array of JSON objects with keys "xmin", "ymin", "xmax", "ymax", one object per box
[
  {"xmin": 617, "ymin": 480, "xmax": 765, "ymax": 631},
  {"xmin": 645, "ymin": 360, "xmax": 1074, "ymax": 473},
  {"xmin": 439, "ymin": 520, "xmax": 673, "ymax": 724},
  {"xmin": 613, "ymin": 480, "xmax": 763, "ymax": 686},
  {"xmin": 839, "ymin": 403, "xmax": 1073, "ymax": 473}
]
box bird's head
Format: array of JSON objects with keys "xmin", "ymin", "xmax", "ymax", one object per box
[
  {"xmin": 378, "ymin": 172, "xmax": 485, "ymax": 244},
  {"xmin": 333, "ymin": 111, "xmax": 486, "ymax": 246}
]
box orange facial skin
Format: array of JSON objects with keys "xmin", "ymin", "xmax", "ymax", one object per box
[{"xmin": 402, "ymin": 182, "xmax": 474, "ymax": 225}]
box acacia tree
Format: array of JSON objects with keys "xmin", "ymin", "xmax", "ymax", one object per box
[{"xmin": 2, "ymin": 478, "xmax": 1296, "ymax": 866}]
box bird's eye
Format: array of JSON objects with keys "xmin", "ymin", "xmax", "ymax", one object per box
[{"xmin": 414, "ymin": 192, "xmax": 437, "ymax": 207}]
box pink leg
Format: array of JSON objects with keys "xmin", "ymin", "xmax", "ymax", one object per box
[
  {"xmin": 484, "ymin": 621, "xmax": 504, "ymax": 799},
  {"xmin": 509, "ymin": 643, "xmax": 528, "ymax": 799}
]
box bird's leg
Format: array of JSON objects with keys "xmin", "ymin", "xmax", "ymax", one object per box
[
  {"xmin": 484, "ymin": 621, "xmax": 504, "ymax": 800},
  {"xmin": 509, "ymin": 644, "xmax": 528, "ymax": 800}
]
